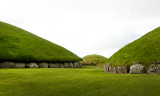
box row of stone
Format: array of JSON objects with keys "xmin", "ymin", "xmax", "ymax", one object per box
[
  {"xmin": 104, "ymin": 64, "xmax": 160, "ymax": 74},
  {"xmin": 0, "ymin": 62, "xmax": 81, "ymax": 68}
]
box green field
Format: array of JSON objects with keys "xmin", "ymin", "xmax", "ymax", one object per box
[
  {"xmin": 0, "ymin": 21, "xmax": 81, "ymax": 62},
  {"xmin": 0, "ymin": 67, "xmax": 160, "ymax": 96}
]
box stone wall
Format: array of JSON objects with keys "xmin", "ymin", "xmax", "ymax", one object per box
[
  {"xmin": 104, "ymin": 64, "xmax": 160, "ymax": 74},
  {"xmin": 0, "ymin": 62, "xmax": 81, "ymax": 68}
]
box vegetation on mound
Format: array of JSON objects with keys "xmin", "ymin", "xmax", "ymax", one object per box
[
  {"xmin": 81, "ymin": 54, "xmax": 107, "ymax": 65},
  {"xmin": 108, "ymin": 27, "xmax": 160, "ymax": 66},
  {"xmin": 0, "ymin": 21, "xmax": 81, "ymax": 62},
  {"xmin": 1, "ymin": 68, "xmax": 160, "ymax": 96}
]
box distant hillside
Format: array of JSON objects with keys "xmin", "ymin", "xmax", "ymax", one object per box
[
  {"xmin": 108, "ymin": 27, "xmax": 160, "ymax": 66},
  {"xmin": 0, "ymin": 21, "xmax": 81, "ymax": 62},
  {"xmin": 81, "ymin": 54, "xmax": 107, "ymax": 65}
]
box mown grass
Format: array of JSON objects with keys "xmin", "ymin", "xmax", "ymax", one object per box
[
  {"xmin": 0, "ymin": 21, "xmax": 81, "ymax": 62},
  {"xmin": 0, "ymin": 68, "xmax": 160, "ymax": 96},
  {"xmin": 108, "ymin": 27, "xmax": 160, "ymax": 67}
]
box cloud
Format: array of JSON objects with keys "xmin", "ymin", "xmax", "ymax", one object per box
[{"xmin": 0, "ymin": 0, "xmax": 160, "ymax": 58}]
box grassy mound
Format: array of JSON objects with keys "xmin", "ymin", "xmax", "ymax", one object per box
[
  {"xmin": 108, "ymin": 27, "xmax": 160, "ymax": 66},
  {"xmin": 0, "ymin": 21, "xmax": 81, "ymax": 62},
  {"xmin": 81, "ymin": 54, "xmax": 107, "ymax": 65}
]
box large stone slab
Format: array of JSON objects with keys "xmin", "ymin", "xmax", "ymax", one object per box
[
  {"xmin": 109, "ymin": 66, "xmax": 117, "ymax": 73},
  {"xmin": 49, "ymin": 63, "xmax": 60, "ymax": 68},
  {"xmin": 15, "ymin": 63, "xmax": 25, "ymax": 68},
  {"xmin": 0, "ymin": 62, "xmax": 15, "ymax": 68},
  {"xmin": 68, "ymin": 62, "xmax": 74, "ymax": 68},
  {"xmin": 74, "ymin": 62, "xmax": 81, "ymax": 68},
  {"xmin": 117, "ymin": 67, "xmax": 127, "ymax": 74},
  {"xmin": 130, "ymin": 64, "xmax": 145, "ymax": 74},
  {"xmin": 59, "ymin": 63, "xmax": 64, "ymax": 68},
  {"xmin": 26, "ymin": 63, "xmax": 39, "ymax": 68},
  {"xmin": 147, "ymin": 64, "xmax": 160, "ymax": 74},
  {"xmin": 104, "ymin": 64, "xmax": 110, "ymax": 73},
  {"xmin": 64, "ymin": 62, "xmax": 69, "ymax": 68},
  {"xmin": 39, "ymin": 62, "xmax": 48, "ymax": 68}
]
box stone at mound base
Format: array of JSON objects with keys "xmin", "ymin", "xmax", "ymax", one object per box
[
  {"xmin": 0, "ymin": 62, "xmax": 15, "ymax": 68},
  {"xmin": 26, "ymin": 63, "xmax": 39, "ymax": 68},
  {"xmin": 59, "ymin": 63, "xmax": 64, "ymax": 68},
  {"xmin": 39, "ymin": 62, "xmax": 48, "ymax": 68},
  {"xmin": 117, "ymin": 67, "xmax": 127, "ymax": 74},
  {"xmin": 147, "ymin": 64, "xmax": 160, "ymax": 74},
  {"xmin": 109, "ymin": 67, "xmax": 117, "ymax": 73},
  {"xmin": 74, "ymin": 62, "xmax": 81, "ymax": 68},
  {"xmin": 15, "ymin": 63, "xmax": 25, "ymax": 68},
  {"xmin": 49, "ymin": 63, "xmax": 60, "ymax": 68},
  {"xmin": 64, "ymin": 62, "xmax": 69, "ymax": 68},
  {"xmin": 130, "ymin": 64, "xmax": 145, "ymax": 74},
  {"xmin": 68, "ymin": 62, "xmax": 74, "ymax": 68}
]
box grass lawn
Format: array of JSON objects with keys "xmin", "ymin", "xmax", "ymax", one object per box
[{"xmin": 0, "ymin": 67, "xmax": 160, "ymax": 96}]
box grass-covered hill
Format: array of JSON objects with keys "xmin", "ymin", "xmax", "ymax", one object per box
[
  {"xmin": 0, "ymin": 21, "xmax": 81, "ymax": 62},
  {"xmin": 108, "ymin": 27, "xmax": 160, "ymax": 66},
  {"xmin": 81, "ymin": 54, "xmax": 107, "ymax": 65}
]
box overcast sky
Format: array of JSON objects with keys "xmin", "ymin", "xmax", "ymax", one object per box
[{"xmin": 0, "ymin": 0, "xmax": 160, "ymax": 58}]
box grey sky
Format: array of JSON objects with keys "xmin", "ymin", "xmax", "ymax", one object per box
[{"xmin": 0, "ymin": 0, "xmax": 160, "ymax": 57}]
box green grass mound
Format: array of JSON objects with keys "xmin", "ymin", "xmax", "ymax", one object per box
[
  {"xmin": 0, "ymin": 21, "xmax": 81, "ymax": 62},
  {"xmin": 108, "ymin": 27, "xmax": 160, "ymax": 66},
  {"xmin": 81, "ymin": 54, "xmax": 107, "ymax": 65}
]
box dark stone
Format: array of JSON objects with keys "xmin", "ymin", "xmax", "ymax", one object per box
[
  {"xmin": 109, "ymin": 66, "xmax": 117, "ymax": 73},
  {"xmin": 74, "ymin": 62, "xmax": 80, "ymax": 68},
  {"xmin": 117, "ymin": 67, "xmax": 127, "ymax": 74},
  {"xmin": 68, "ymin": 62, "xmax": 74, "ymax": 68},
  {"xmin": 0, "ymin": 62, "xmax": 15, "ymax": 68},
  {"xmin": 104, "ymin": 64, "xmax": 110, "ymax": 73},
  {"xmin": 49, "ymin": 63, "xmax": 59, "ymax": 68},
  {"xmin": 39, "ymin": 62, "xmax": 48, "ymax": 68},
  {"xmin": 59, "ymin": 63, "xmax": 64, "ymax": 68},
  {"xmin": 15, "ymin": 63, "xmax": 25, "ymax": 68},
  {"xmin": 64, "ymin": 62, "xmax": 69, "ymax": 68}
]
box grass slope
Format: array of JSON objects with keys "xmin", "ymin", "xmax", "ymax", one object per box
[
  {"xmin": 0, "ymin": 21, "xmax": 81, "ymax": 62},
  {"xmin": 108, "ymin": 27, "xmax": 160, "ymax": 66},
  {"xmin": 0, "ymin": 68, "xmax": 160, "ymax": 96},
  {"xmin": 81, "ymin": 54, "xmax": 107, "ymax": 65}
]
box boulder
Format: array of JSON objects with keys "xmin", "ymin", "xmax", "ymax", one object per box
[
  {"xmin": 59, "ymin": 63, "xmax": 64, "ymax": 68},
  {"xmin": 15, "ymin": 63, "xmax": 25, "ymax": 68},
  {"xmin": 64, "ymin": 62, "xmax": 69, "ymax": 68},
  {"xmin": 130, "ymin": 64, "xmax": 145, "ymax": 74},
  {"xmin": 0, "ymin": 62, "xmax": 15, "ymax": 68},
  {"xmin": 109, "ymin": 67, "xmax": 117, "ymax": 73},
  {"xmin": 39, "ymin": 62, "xmax": 48, "ymax": 68},
  {"xmin": 68, "ymin": 62, "xmax": 74, "ymax": 68},
  {"xmin": 26, "ymin": 63, "xmax": 39, "ymax": 68},
  {"xmin": 147, "ymin": 64, "xmax": 160, "ymax": 74},
  {"xmin": 117, "ymin": 67, "xmax": 127, "ymax": 74},
  {"xmin": 104, "ymin": 64, "xmax": 110, "ymax": 73},
  {"xmin": 49, "ymin": 63, "xmax": 60, "ymax": 68},
  {"xmin": 74, "ymin": 62, "xmax": 81, "ymax": 68}
]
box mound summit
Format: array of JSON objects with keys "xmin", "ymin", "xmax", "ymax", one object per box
[
  {"xmin": 0, "ymin": 21, "xmax": 81, "ymax": 62},
  {"xmin": 108, "ymin": 27, "xmax": 160, "ymax": 67}
]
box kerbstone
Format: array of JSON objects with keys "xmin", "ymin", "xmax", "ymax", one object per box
[
  {"xmin": 26, "ymin": 63, "xmax": 39, "ymax": 68},
  {"xmin": 15, "ymin": 63, "xmax": 25, "ymax": 68},
  {"xmin": 39, "ymin": 62, "xmax": 48, "ymax": 68},
  {"xmin": 0, "ymin": 62, "xmax": 15, "ymax": 68}
]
